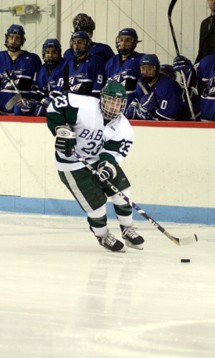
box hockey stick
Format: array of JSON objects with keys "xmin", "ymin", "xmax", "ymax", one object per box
[
  {"xmin": 5, "ymin": 93, "xmax": 22, "ymax": 110},
  {"xmin": 5, "ymin": 95, "xmax": 48, "ymax": 111},
  {"xmin": 5, "ymin": 70, "xmax": 48, "ymax": 111},
  {"xmin": 73, "ymin": 150, "xmax": 198, "ymax": 246},
  {"xmin": 168, "ymin": 0, "xmax": 196, "ymax": 120},
  {"xmin": 5, "ymin": 70, "xmax": 26, "ymax": 106}
]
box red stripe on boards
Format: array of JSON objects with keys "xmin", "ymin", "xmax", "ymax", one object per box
[{"xmin": 0, "ymin": 116, "xmax": 215, "ymax": 128}]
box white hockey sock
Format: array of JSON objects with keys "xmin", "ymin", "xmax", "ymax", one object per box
[{"xmin": 117, "ymin": 214, "xmax": 133, "ymax": 227}]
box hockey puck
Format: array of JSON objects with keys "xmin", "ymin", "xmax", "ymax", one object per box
[{"xmin": 181, "ymin": 259, "xmax": 190, "ymax": 263}]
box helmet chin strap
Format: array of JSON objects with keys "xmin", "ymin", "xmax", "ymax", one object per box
[
  {"xmin": 142, "ymin": 76, "xmax": 155, "ymax": 84},
  {"xmin": 5, "ymin": 44, "xmax": 21, "ymax": 53},
  {"xmin": 45, "ymin": 59, "xmax": 61, "ymax": 74},
  {"xmin": 118, "ymin": 49, "xmax": 133, "ymax": 56},
  {"xmin": 142, "ymin": 75, "xmax": 159, "ymax": 86},
  {"xmin": 45, "ymin": 58, "xmax": 60, "ymax": 66},
  {"xmin": 74, "ymin": 50, "xmax": 85, "ymax": 58}
]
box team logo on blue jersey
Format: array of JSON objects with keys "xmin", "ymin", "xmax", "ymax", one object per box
[
  {"xmin": 111, "ymin": 69, "xmax": 131, "ymax": 83},
  {"xmin": 203, "ymin": 77, "xmax": 215, "ymax": 98}
]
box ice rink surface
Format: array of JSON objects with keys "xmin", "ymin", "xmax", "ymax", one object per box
[{"xmin": 0, "ymin": 212, "xmax": 214, "ymax": 358}]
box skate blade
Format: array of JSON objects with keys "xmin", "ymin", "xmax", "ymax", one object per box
[
  {"xmin": 125, "ymin": 240, "xmax": 143, "ymax": 250},
  {"xmin": 101, "ymin": 243, "xmax": 127, "ymax": 253}
]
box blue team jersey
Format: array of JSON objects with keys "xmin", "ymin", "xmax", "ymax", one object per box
[
  {"xmin": 197, "ymin": 54, "xmax": 215, "ymax": 120},
  {"xmin": 64, "ymin": 41, "xmax": 114, "ymax": 64},
  {"xmin": 136, "ymin": 75, "xmax": 189, "ymax": 120},
  {"xmin": 105, "ymin": 52, "xmax": 143, "ymax": 107},
  {"xmin": 0, "ymin": 50, "xmax": 42, "ymax": 114},
  {"xmin": 36, "ymin": 58, "xmax": 65, "ymax": 100},
  {"xmin": 63, "ymin": 54, "xmax": 106, "ymax": 97}
]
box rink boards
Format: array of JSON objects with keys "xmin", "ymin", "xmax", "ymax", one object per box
[{"xmin": 0, "ymin": 117, "xmax": 215, "ymax": 224}]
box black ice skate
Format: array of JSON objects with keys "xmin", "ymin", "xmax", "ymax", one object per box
[
  {"xmin": 120, "ymin": 225, "xmax": 144, "ymax": 250},
  {"xmin": 97, "ymin": 230, "xmax": 126, "ymax": 252}
]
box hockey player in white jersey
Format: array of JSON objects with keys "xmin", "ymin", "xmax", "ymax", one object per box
[{"xmin": 46, "ymin": 81, "xmax": 144, "ymax": 252}]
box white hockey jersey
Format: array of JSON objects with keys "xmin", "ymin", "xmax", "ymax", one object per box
[{"xmin": 46, "ymin": 93, "xmax": 134, "ymax": 171}]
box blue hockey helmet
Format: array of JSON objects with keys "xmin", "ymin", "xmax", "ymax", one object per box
[
  {"xmin": 5, "ymin": 24, "xmax": 26, "ymax": 48},
  {"xmin": 42, "ymin": 39, "xmax": 62, "ymax": 56},
  {"xmin": 116, "ymin": 28, "xmax": 141, "ymax": 56},
  {"xmin": 139, "ymin": 54, "xmax": 160, "ymax": 84},
  {"xmin": 70, "ymin": 31, "xmax": 91, "ymax": 57},
  {"xmin": 118, "ymin": 28, "xmax": 139, "ymax": 42},
  {"xmin": 6, "ymin": 24, "xmax": 25, "ymax": 38},
  {"xmin": 42, "ymin": 38, "xmax": 62, "ymax": 66},
  {"xmin": 139, "ymin": 54, "xmax": 160, "ymax": 68}
]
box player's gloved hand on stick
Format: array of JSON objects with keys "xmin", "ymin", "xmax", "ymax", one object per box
[
  {"xmin": 125, "ymin": 99, "xmax": 140, "ymax": 119},
  {"xmin": 97, "ymin": 161, "xmax": 117, "ymax": 182},
  {"xmin": 137, "ymin": 92, "xmax": 157, "ymax": 119},
  {"xmin": 173, "ymin": 56, "xmax": 193, "ymax": 74},
  {"xmin": 34, "ymin": 98, "xmax": 51, "ymax": 116},
  {"xmin": 55, "ymin": 126, "xmax": 76, "ymax": 157},
  {"xmin": 20, "ymin": 99, "xmax": 36, "ymax": 114},
  {"xmin": 139, "ymin": 93, "xmax": 157, "ymax": 112}
]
